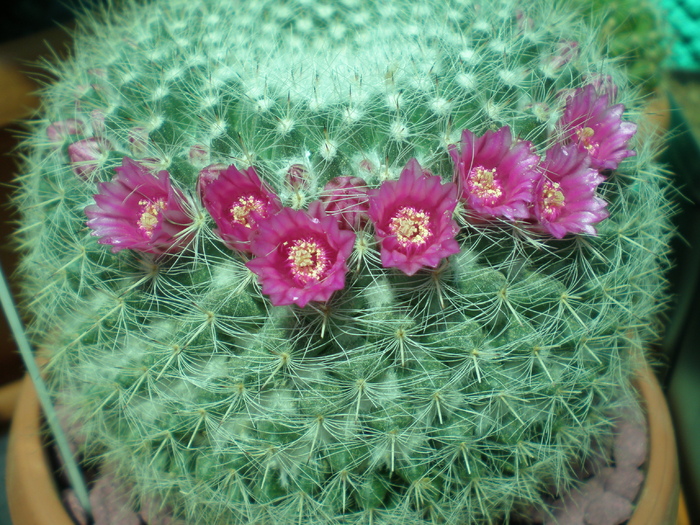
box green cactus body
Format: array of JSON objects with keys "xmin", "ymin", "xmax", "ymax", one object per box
[
  {"xmin": 15, "ymin": 0, "xmax": 673, "ymax": 523},
  {"xmin": 582, "ymin": 0, "xmax": 671, "ymax": 93}
]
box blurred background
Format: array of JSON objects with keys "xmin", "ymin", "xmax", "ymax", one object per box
[{"xmin": 0, "ymin": 0, "xmax": 699, "ymax": 523}]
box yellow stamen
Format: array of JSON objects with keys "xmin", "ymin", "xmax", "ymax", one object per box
[
  {"xmin": 467, "ymin": 166, "xmax": 503, "ymax": 204},
  {"xmin": 575, "ymin": 126, "xmax": 597, "ymax": 152},
  {"xmin": 138, "ymin": 199, "xmax": 166, "ymax": 237},
  {"xmin": 389, "ymin": 206, "xmax": 432, "ymax": 247},
  {"xmin": 541, "ymin": 181, "xmax": 565, "ymax": 219},
  {"xmin": 231, "ymin": 195, "xmax": 266, "ymax": 228},
  {"xmin": 287, "ymin": 239, "xmax": 330, "ymax": 283}
]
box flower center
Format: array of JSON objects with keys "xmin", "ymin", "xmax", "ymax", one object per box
[
  {"xmin": 138, "ymin": 198, "xmax": 167, "ymax": 238},
  {"xmin": 467, "ymin": 166, "xmax": 503, "ymax": 205},
  {"xmin": 287, "ymin": 238, "xmax": 331, "ymax": 284},
  {"xmin": 389, "ymin": 206, "xmax": 432, "ymax": 247},
  {"xmin": 540, "ymin": 181, "xmax": 566, "ymax": 220},
  {"xmin": 231, "ymin": 195, "xmax": 267, "ymax": 228},
  {"xmin": 575, "ymin": 126, "xmax": 599, "ymax": 154}
]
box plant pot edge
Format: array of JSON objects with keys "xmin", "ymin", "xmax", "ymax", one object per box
[
  {"xmin": 629, "ymin": 361, "xmax": 681, "ymax": 525},
  {"xmin": 5, "ymin": 374, "xmax": 75, "ymax": 525},
  {"xmin": 5, "ymin": 363, "xmax": 681, "ymax": 525}
]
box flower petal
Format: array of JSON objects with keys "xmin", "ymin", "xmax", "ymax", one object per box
[
  {"xmin": 85, "ymin": 157, "xmax": 193, "ymax": 254},
  {"xmin": 368, "ymin": 158, "xmax": 460, "ymax": 275},
  {"xmin": 246, "ymin": 205, "xmax": 355, "ymax": 307}
]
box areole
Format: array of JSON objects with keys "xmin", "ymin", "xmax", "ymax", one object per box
[{"xmin": 6, "ymin": 361, "xmax": 680, "ymax": 525}]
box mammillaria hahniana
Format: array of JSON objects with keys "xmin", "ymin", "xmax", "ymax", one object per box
[{"xmin": 15, "ymin": 0, "xmax": 673, "ymax": 523}]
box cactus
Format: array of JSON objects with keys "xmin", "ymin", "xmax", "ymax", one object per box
[
  {"xmin": 577, "ymin": 0, "xmax": 672, "ymax": 94},
  {"xmin": 14, "ymin": 0, "xmax": 674, "ymax": 523}
]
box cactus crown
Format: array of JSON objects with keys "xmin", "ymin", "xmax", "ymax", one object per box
[{"xmin": 15, "ymin": 0, "xmax": 673, "ymax": 523}]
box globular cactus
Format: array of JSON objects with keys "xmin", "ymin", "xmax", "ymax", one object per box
[
  {"xmin": 578, "ymin": 0, "xmax": 671, "ymax": 94},
  {"xmin": 14, "ymin": 0, "xmax": 673, "ymax": 523}
]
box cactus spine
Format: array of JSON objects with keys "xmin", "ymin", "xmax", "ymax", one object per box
[{"xmin": 14, "ymin": 0, "xmax": 673, "ymax": 523}]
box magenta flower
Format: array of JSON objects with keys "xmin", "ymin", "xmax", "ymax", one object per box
[
  {"xmin": 245, "ymin": 203, "xmax": 356, "ymax": 307},
  {"xmin": 542, "ymin": 40, "xmax": 579, "ymax": 75},
  {"xmin": 196, "ymin": 163, "xmax": 227, "ymax": 202},
  {"xmin": 320, "ymin": 176, "xmax": 370, "ymax": 230},
  {"xmin": 188, "ymin": 144, "xmax": 210, "ymax": 168},
  {"xmin": 449, "ymin": 127, "xmax": 540, "ymax": 221},
  {"xmin": 586, "ymin": 73, "xmax": 618, "ymax": 100},
  {"xmin": 367, "ymin": 158, "xmax": 460, "ymax": 276},
  {"xmin": 532, "ymin": 144, "xmax": 609, "ymax": 238},
  {"xmin": 557, "ymin": 83, "xmax": 637, "ymax": 171},
  {"xmin": 359, "ymin": 159, "xmax": 375, "ymax": 173},
  {"xmin": 285, "ymin": 164, "xmax": 310, "ymax": 190},
  {"xmin": 85, "ymin": 157, "xmax": 193, "ymax": 254},
  {"xmin": 68, "ymin": 137, "xmax": 113, "ymax": 179},
  {"xmin": 199, "ymin": 164, "xmax": 282, "ymax": 252}
]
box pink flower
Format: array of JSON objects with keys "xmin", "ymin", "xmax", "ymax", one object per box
[
  {"xmin": 586, "ymin": 74, "xmax": 618, "ymax": 99},
  {"xmin": 449, "ymin": 127, "xmax": 540, "ymax": 221},
  {"xmin": 319, "ymin": 176, "xmax": 370, "ymax": 230},
  {"xmin": 47, "ymin": 119, "xmax": 84, "ymax": 144},
  {"xmin": 199, "ymin": 164, "xmax": 282, "ymax": 253},
  {"xmin": 557, "ymin": 83, "xmax": 637, "ymax": 171},
  {"xmin": 196, "ymin": 163, "xmax": 227, "ymax": 202},
  {"xmin": 532, "ymin": 144, "xmax": 608, "ymax": 238},
  {"xmin": 68, "ymin": 137, "xmax": 113, "ymax": 179},
  {"xmin": 285, "ymin": 164, "xmax": 310, "ymax": 190},
  {"xmin": 245, "ymin": 203, "xmax": 356, "ymax": 307},
  {"xmin": 367, "ymin": 158, "xmax": 460, "ymax": 276},
  {"xmin": 188, "ymin": 144, "xmax": 210, "ymax": 168},
  {"xmin": 543, "ymin": 40, "xmax": 579, "ymax": 74},
  {"xmin": 359, "ymin": 159, "xmax": 375, "ymax": 173},
  {"xmin": 85, "ymin": 157, "xmax": 193, "ymax": 254}
]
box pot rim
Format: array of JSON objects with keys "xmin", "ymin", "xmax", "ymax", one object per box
[{"xmin": 5, "ymin": 360, "xmax": 680, "ymax": 525}]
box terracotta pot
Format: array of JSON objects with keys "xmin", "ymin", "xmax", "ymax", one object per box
[
  {"xmin": 0, "ymin": 378, "xmax": 21, "ymax": 422},
  {"xmin": 641, "ymin": 89, "xmax": 672, "ymax": 141},
  {"xmin": 5, "ymin": 375, "xmax": 74, "ymax": 525},
  {"xmin": 5, "ymin": 364, "xmax": 681, "ymax": 525},
  {"xmin": 629, "ymin": 362, "xmax": 681, "ymax": 525}
]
